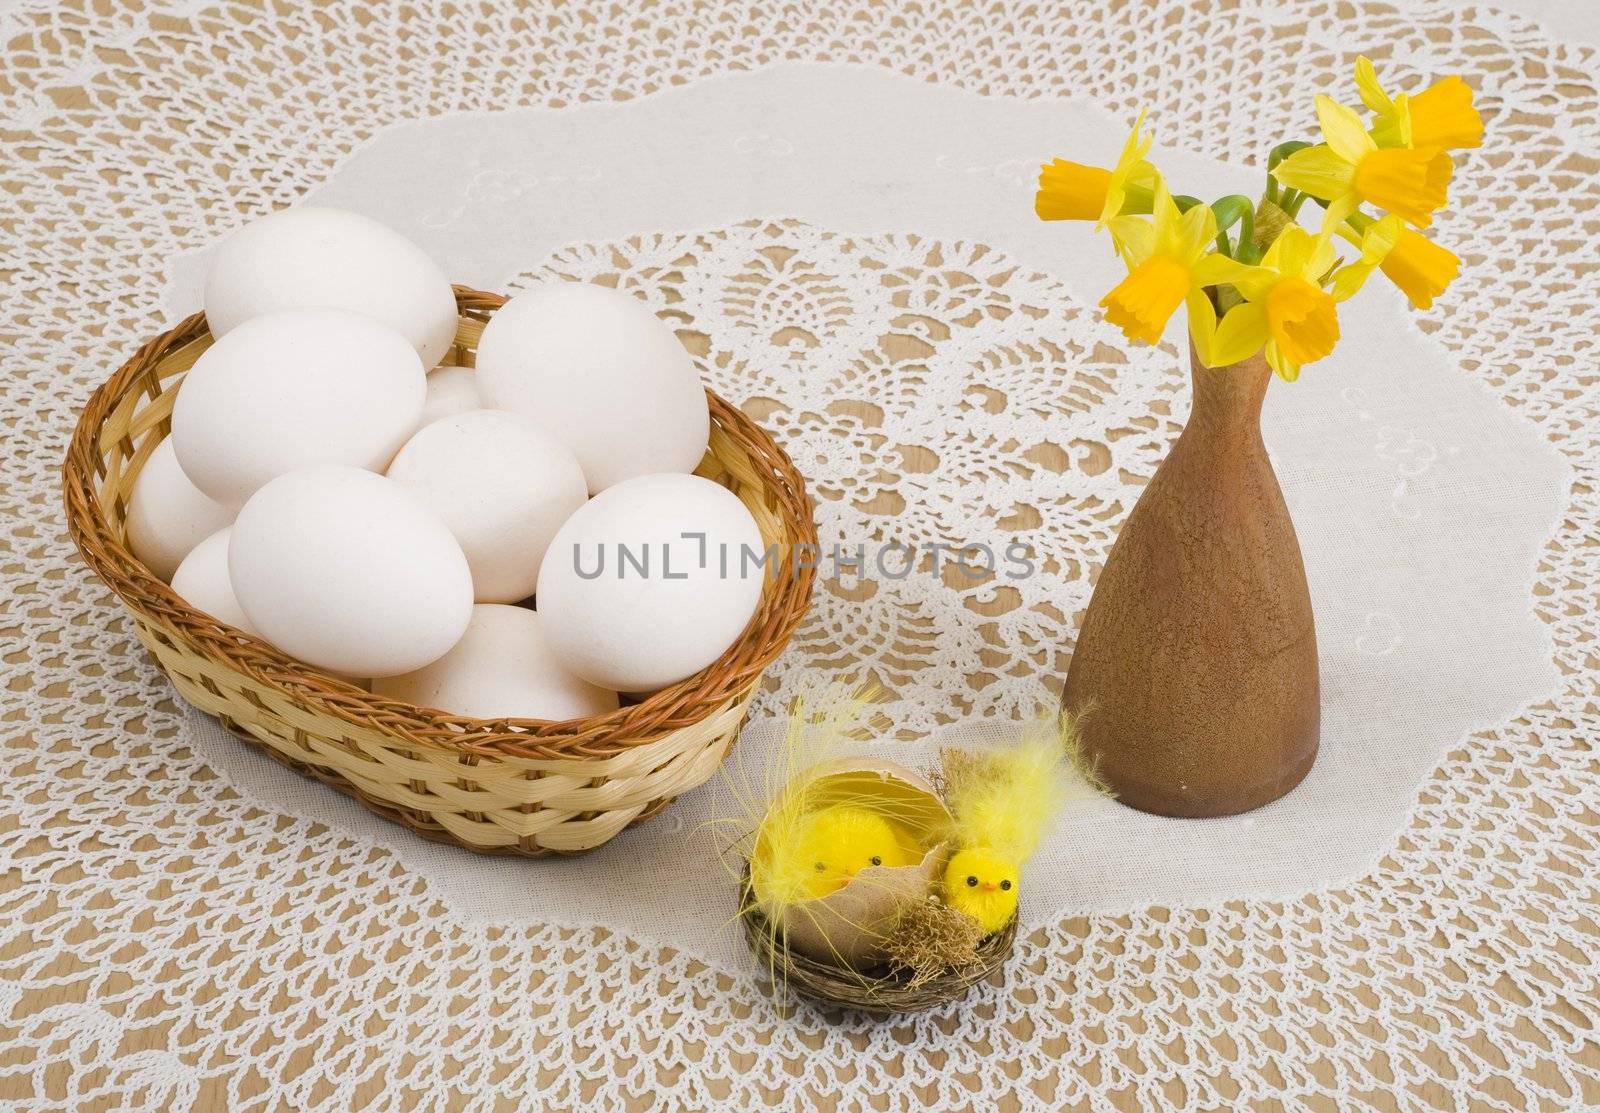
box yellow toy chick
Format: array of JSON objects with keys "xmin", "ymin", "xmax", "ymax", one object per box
[
  {"xmin": 943, "ymin": 847, "xmax": 1018, "ymax": 935},
  {"xmin": 940, "ymin": 710, "xmax": 1096, "ymax": 935},
  {"xmin": 793, "ymin": 805, "xmax": 919, "ymax": 899}
]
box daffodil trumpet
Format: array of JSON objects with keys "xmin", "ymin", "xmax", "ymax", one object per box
[{"xmin": 1036, "ymin": 58, "xmax": 1482, "ymax": 379}]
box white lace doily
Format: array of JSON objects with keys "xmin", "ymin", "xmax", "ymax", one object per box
[{"xmin": 5, "ymin": 3, "xmax": 1599, "ymax": 1109}]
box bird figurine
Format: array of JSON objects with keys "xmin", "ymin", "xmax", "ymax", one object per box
[
  {"xmin": 942, "ymin": 846, "xmax": 1020, "ymax": 935},
  {"xmin": 791, "ymin": 804, "xmax": 920, "ymax": 899},
  {"xmin": 938, "ymin": 710, "xmax": 1095, "ymax": 935},
  {"xmin": 737, "ymin": 686, "xmax": 951, "ymax": 969}
]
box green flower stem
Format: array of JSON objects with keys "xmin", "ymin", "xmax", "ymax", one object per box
[
  {"xmin": 1209, "ymin": 194, "xmax": 1255, "ymax": 260},
  {"xmin": 1265, "ymin": 141, "xmax": 1310, "ymax": 209},
  {"xmin": 1236, "ymin": 204, "xmax": 1255, "ymax": 256}
]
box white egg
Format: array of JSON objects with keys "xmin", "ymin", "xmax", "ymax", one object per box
[
  {"xmin": 170, "ymin": 528, "xmax": 255, "ymax": 634},
  {"xmin": 204, "ymin": 206, "xmax": 459, "ymax": 367},
  {"xmin": 536, "ymin": 473, "xmax": 766, "ymax": 692},
  {"xmin": 475, "ymin": 282, "xmax": 710, "ymax": 493},
  {"xmin": 229, "ymin": 467, "xmax": 473, "ymax": 677},
  {"xmin": 386, "ymin": 409, "xmax": 587, "ymax": 603},
  {"xmin": 172, "ymin": 308, "xmax": 425, "ymax": 507},
  {"xmin": 419, "ymin": 364, "xmax": 480, "ymax": 426},
  {"xmin": 374, "ymin": 604, "xmax": 618, "ymax": 721},
  {"xmin": 124, "ymin": 438, "xmax": 235, "ymax": 581}
]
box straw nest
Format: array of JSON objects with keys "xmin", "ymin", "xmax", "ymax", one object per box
[{"xmin": 740, "ymin": 878, "xmax": 1017, "ymax": 1017}]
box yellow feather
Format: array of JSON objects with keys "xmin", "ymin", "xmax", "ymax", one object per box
[
  {"xmin": 937, "ymin": 709, "xmax": 1105, "ymax": 934},
  {"xmin": 940, "ymin": 708, "xmax": 1101, "ymax": 865}
]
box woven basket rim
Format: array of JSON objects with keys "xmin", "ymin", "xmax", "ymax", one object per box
[
  {"xmin": 738, "ymin": 880, "xmax": 1017, "ymax": 1017},
  {"xmin": 63, "ymin": 285, "xmax": 818, "ymax": 762}
]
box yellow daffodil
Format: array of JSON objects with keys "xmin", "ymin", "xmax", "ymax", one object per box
[
  {"xmin": 1377, "ymin": 227, "xmax": 1460, "ymax": 309},
  {"xmin": 1187, "ymin": 224, "xmax": 1382, "ymax": 380},
  {"xmin": 1037, "ymin": 161, "xmax": 1112, "ymax": 222},
  {"xmin": 1273, "ymin": 95, "xmax": 1453, "ymax": 228},
  {"xmin": 1354, "ymin": 56, "xmax": 1483, "ymax": 151},
  {"xmin": 1332, "ymin": 212, "xmax": 1456, "ymax": 309},
  {"xmin": 1098, "ymin": 181, "xmax": 1216, "ymax": 345},
  {"xmin": 1329, "ymin": 214, "xmax": 1403, "ymax": 301},
  {"xmin": 1037, "ymin": 110, "xmax": 1158, "ymax": 258},
  {"xmin": 1035, "ymin": 59, "xmax": 1481, "ymax": 384}
]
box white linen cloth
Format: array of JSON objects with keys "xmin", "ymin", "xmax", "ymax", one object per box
[{"xmin": 173, "ymin": 66, "xmax": 1565, "ymax": 961}]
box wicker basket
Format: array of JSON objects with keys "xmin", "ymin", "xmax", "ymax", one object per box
[
  {"xmin": 63, "ymin": 286, "xmax": 817, "ymax": 856},
  {"xmin": 740, "ymin": 883, "xmax": 1017, "ymax": 1017}
]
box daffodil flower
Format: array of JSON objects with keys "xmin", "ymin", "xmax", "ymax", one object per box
[
  {"xmin": 1272, "ymin": 95, "xmax": 1453, "ymax": 228},
  {"xmin": 1355, "ymin": 221, "xmax": 1460, "ymax": 309},
  {"xmin": 1036, "ymin": 59, "xmax": 1479, "ymax": 379},
  {"xmin": 1329, "ymin": 214, "xmax": 1403, "ymax": 301},
  {"xmin": 1354, "ymin": 56, "xmax": 1483, "ymax": 151},
  {"xmin": 1188, "ymin": 224, "xmax": 1380, "ymax": 380},
  {"xmin": 1037, "ymin": 110, "xmax": 1158, "ymax": 259},
  {"xmin": 1098, "ymin": 181, "xmax": 1216, "ymax": 345}
]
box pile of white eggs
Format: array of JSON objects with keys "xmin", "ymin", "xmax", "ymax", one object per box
[{"xmin": 127, "ymin": 207, "xmax": 768, "ymax": 720}]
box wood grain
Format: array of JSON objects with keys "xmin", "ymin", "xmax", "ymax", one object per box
[{"xmin": 1064, "ymin": 345, "xmax": 1319, "ymax": 817}]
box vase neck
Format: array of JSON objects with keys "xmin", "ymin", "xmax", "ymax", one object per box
[{"xmin": 1186, "ymin": 345, "xmax": 1272, "ymax": 442}]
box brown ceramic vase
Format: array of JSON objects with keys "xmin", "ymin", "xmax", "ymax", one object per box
[{"xmin": 1062, "ymin": 343, "xmax": 1319, "ymax": 817}]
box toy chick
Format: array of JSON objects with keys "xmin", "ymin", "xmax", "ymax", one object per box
[
  {"xmin": 791, "ymin": 804, "xmax": 920, "ymax": 899},
  {"xmin": 944, "ymin": 846, "xmax": 1018, "ymax": 935},
  {"xmin": 736, "ymin": 686, "xmax": 953, "ymax": 969},
  {"xmin": 938, "ymin": 710, "xmax": 1096, "ymax": 934}
]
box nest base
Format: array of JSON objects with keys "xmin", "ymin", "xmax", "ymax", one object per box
[{"xmin": 740, "ymin": 895, "xmax": 1017, "ymax": 1018}]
